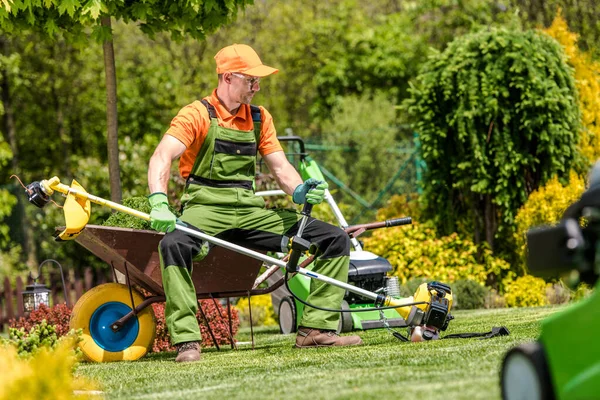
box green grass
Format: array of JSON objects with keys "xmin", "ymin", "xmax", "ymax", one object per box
[{"xmin": 76, "ymin": 306, "xmax": 563, "ymax": 400}]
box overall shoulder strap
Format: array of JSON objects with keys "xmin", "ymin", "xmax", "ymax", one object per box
[
  {"xmin": 250, "ymin": 105, "xmax": 262, "ymax": 143},
  {"xmin": 200, "ymin": 99, "xmax": 217, "ymax": 119}
]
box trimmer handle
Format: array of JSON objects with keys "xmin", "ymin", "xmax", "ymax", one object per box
[
  {"xmin": 301, "ymin": 201, "xmax": 313, "ymax": 217},
  {"xmin": 286, "ymin": 185, "xmax": 317, "ymax": 273}
]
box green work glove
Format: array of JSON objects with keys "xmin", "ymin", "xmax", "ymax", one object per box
[
  {"xmin": 148, "ymin": 192, "xmax": 177, "ymax": 233},
  {"xmin": 292, "ymin": 178, "xmax": 328, "ymax": 205}
]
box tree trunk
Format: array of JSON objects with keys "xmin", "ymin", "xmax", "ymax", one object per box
[
  {"xmin": 101, "ymin": 16, "xmax": 122, "ymax": 204},
  {"xmin": 100, "ymin": 18, "xmax": 125, "ymax": 284},
  {"xmin": 484, "ymin": 194, "xmax": 496, "ymax": 251},
  {"xmin": 0, "ymin": 36, "xmax": 38, "ymax": 269}
]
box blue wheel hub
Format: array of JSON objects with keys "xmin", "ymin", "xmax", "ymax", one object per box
[{"xmin": 90, "ymin": 302, "xmax": 140, "ymax": 352}]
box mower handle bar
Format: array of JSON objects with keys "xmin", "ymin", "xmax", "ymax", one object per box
[{"xmin": 345, "ymin": 217, "xmax": 412, "ymax": 235}]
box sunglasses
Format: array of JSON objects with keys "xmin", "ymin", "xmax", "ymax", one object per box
[{"xmin": 231, "ymin": 72, "xmax": 261, "ymax": 87}]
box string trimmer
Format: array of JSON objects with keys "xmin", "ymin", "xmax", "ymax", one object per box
[{"xmin": 26, "ymin": 176, "xmax": 455, "ymax": 341}]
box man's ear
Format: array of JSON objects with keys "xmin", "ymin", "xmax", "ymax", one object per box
[{"xmin": 223, "ymin": 72, "xmax": 232, "ymax": 84}]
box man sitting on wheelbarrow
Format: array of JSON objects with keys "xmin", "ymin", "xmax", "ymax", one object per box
[{"xmin": 147, "ymin": 43, "xmax": 363, "ymax": 362}]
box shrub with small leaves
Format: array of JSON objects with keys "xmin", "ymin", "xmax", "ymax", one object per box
[
  {"xmin": 364, "ymin": 222, "xmax": 511, "ymax": 289},
  {"xmin": 505, "ymin": 275, "xmax": 549, "ymax": 307},
  {"xmin": 451, "ymin": 279, "xmax": 490, "ymax": 310},
  {"xmin": 514, "ymin": 172, "xmax": 585, "ymax": 271},
  {"xmin": 10, "ymin": 303, "xmax": 72, "ymax": 337},
  {"xmin": 5, "ymin": 319, "xmax": 82, "ymax": 359},
  {"xmin": 0, "ymin": 337, "xmax": 97, "ymax": 400},
  {"xmin": 236, "ymin": 295, "xmax": 277, "ymax": 327}
]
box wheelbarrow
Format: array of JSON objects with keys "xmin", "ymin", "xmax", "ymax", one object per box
[
  {"xmin": 66, "ymin": 224, "xmax": 282, "ymax": 362},
  {"xmin": 25, "ymin": 176, "xmax": 454, "ymax": 362}
]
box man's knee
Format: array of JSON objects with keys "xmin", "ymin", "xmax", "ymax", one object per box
[
  {"xmin": 159, "ymin": 230, "xmax": 195, "ymax": 268},
  {"xmin": 320, "ymin": 225, "xmax": 350, "ymax": 258},
  {"xmin": 331, "ymin": 227, "xmax": 351, "ymax": 256}
]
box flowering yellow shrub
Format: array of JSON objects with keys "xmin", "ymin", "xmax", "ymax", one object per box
[
  {"xmin": 514, "ymin": 171, "xmax": 585, "ymax": 270},
  {"xmin": 504, "ymin": 275, "xmax": 549, "ymax": 307},
  {"xmin": 543, "ymin": 10, "xmax": 600, "ymax": 165},
  {"xmin": 0, "ymin": 338, "xmax": 98, "ymax": 400},
  {"xmin": 363, "ymin": 222, "xmax": 510, "ymax": 288},
  {"xmin": 236, "ymin": 294, "xmax": 277, "ymax": 327}
]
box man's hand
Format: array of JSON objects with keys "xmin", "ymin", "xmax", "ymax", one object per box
[
  {"xmin": 148, "ymin": 192, "xmax": 177, "ymax": 233},
  {"xmin": 292, "ymin": 178, "xmax": 329, "ymax": 205}
]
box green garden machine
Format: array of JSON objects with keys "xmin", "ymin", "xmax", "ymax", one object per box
[
  {"xmin": 500, "ymin": 163, "xmax": 600, "ymax": 400},
  {"xmin": 257, "ymin": 136, "xmax": 411, "ymax": 334}
]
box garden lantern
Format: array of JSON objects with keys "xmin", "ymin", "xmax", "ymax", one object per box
[
  {"xmin": 21, "ymin": 259, "xmax": 69, "ymax": 312},
  {"xmin": 22, "ymin": 282, "xmax": 51, "ymax": 313}
]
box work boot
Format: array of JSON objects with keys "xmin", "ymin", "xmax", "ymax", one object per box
[
  {"xmin": 295, "ymin": 327, "xmax": 363, "ymax": 348},
  {"xmin": 175, "ymin": 341, "xmax": 201, "ymax": 362}
]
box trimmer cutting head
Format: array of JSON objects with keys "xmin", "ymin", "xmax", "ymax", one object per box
[{"xmin": 26, "ymin": 179, "xmax": 91, "ymax": 240}]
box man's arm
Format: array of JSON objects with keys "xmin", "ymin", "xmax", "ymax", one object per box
[
  {"xmin": 148, "ymin": 135, "xmax": 187, "ymax": 193},
  {"xmin": 262, "ymin": 150, "xmax": 303, "ymax": 196}
]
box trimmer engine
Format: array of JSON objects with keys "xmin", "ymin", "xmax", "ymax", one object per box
[{"xmin": 384, "ymin": 281, "xmax": 454, "ymax": 340}]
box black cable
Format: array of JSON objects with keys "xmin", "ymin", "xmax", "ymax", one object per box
[{"xmin": 284, "ymin": 272, "xmax": 429, "ymax": 313}]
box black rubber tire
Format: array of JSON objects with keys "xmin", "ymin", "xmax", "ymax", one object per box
[
  {"xmin": 501, "ymin": 341, "xmax": 555, "ymax": 400},
  {"xmin": 278, "ymin": 296, "xmax": 297, "ymax": 334},
  {"xmin": 337, "ymin": 300, "xmax": 354, "ymax": 333}
]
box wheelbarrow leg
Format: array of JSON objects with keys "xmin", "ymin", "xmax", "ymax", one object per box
[
  {"xmin": 210, "ymin": 296, "xmax": 237, "ymax": 350},
  {"xmin": 227, "ymin": 298, "xmax": 235, "ymax": 349},
  {"xmin": 197, "ymin": 299, "xmax": 220, "ymax": 351},
  {"xmin": 248, "ymin": 291, "xmax": 255, "ymax": 350}
]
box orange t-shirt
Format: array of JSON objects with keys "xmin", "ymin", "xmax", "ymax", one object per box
[{"xmin": 166, "ymin": 89, "xmax": 282, "ymax": 179}]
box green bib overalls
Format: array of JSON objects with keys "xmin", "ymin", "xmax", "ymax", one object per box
[{"xmin": 159, "ymin": 100, "xmax": 350, "ymax": 345}]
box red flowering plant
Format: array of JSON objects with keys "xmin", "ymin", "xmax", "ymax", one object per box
[
  {"xmin": 150, "ymin": 299, "xmax": 240, "ymax": 352},
  {"xmin": 10, "ymin": 303, "xmax": 72, "ymax": 337}
]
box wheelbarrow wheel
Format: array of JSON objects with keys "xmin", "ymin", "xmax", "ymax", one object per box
[
  {"xmin": 70, "ymin": 283, "xmax": 156, "ymax": 362},
  {"xmin": 501, "ymin": 341, "xmax": 555, "ymax": 400}
]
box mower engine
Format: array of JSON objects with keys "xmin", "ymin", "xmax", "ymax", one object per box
[{"xmin": 345, "ymin": 251, "xmax": 396, "ymax": 304}]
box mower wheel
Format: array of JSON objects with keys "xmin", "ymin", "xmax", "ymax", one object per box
[
  {"xmin": 338, "ymin": 300, "xmax": 353, "ymax": 333},
  {"xmin": 278, "ymin": 296, "xmax": 297, "ymax": 334},
  {"xmin": 70, "ymin": 283, "xmax": 156, "ymax": 362},
  {"xmin": 501, "ymin": 341, "xmax": 555, "ymax": 400}
]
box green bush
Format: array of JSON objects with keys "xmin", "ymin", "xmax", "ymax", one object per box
[
  {"xmin": 451, "ymin": 279, "xmax": 490, "ymax": 310},
  {"xmin": 405, "ymin": 26, "xmax": 581, "ymax": 257},
  {"xmin": 504, "ymin": 275, "xmax": 548, "ymax": 307}
]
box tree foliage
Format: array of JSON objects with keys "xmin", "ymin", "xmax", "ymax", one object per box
[
  {"xmin": 0, "ymin": 0, "xmax": 253, "ymax": 42},
  {"xmin": 405, "ymin": 27, "xmax": 581, "ymax": 253}
]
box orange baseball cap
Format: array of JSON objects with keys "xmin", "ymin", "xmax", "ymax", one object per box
[{"xmin": 214, "ymin": 44, "xmax": 279, "ymax": 77}]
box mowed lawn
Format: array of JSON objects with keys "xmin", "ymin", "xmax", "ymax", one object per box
[{"xmin": 77, "ymin": 306, "xmax": 563, "ymax": 400}]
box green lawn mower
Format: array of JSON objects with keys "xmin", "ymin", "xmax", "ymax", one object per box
[
  {"xmin": 500, "ymin": 163, "xmax": 600, "ymax": 400},
  {"xmin": 259, "ymin": 136, "xmax": 412, "ymax": 334}
]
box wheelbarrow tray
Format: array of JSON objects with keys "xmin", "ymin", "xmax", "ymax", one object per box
[{"xmin": 71, "ymin": 225, "xmax": 274, "ymax": 298}]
